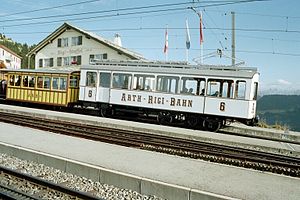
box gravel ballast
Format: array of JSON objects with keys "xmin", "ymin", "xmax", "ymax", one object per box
[{"xmin": 0, "ymin": 153, "xmax": 165, "ymax": 200}]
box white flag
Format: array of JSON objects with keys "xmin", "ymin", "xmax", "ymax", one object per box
[
  {"xmin": 164, "ymin": 27, "xmax": 168, "ymax": 54},
  {"xmin": 186, "ymin": 19, "xmax": 191, "ymax": 49}
]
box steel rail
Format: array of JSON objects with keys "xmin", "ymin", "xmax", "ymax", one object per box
[{"xmin": 0, "ymin": 166, "xmax": 104, "ymax": 200}]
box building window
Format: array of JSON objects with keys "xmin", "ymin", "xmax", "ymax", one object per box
[
  {"xmin": 43, "ymin": 58, "xmax": 53, "ymax": 67},
  {"xmin": 63, "ymin": 57, "xmax": 70, "ymax": 66},
  {"xmin": 58, "ymin": 38, "xmax": 68, "ymax": 47},
  {"xmin": 57, "ymin": 57, "xmax": 62, "ymax": 66},
  {"xmin": 71, "ymin": 55, "xmax": 81, "ymax": 65},
  {"xmin": 89, "ymin": 53, "xmax": 108, "ymax": 63},
  {"xmin": 71, "ymin": 36, "xmax": 82, "ymax": 46},
  {"xmin": 39, "ymin": 59, "xmax": 43, "ymax": 68},
  {"xmin": 50, "ymin": 58, "xmax": 53, "ymax": 67}
]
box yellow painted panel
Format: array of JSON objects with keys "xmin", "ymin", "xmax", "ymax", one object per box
[
  {"xmin": 46, "ymin": 91, "xmax": 49, "ymax": 103},
  {"xmin": 16, "ymin": 88, "xmax": 19, "ymax": 100},
  {"xmin": 54, "ymin": 92, "xmax": 58, "ymax": 104},
  {"xmin": 42, "ymin": 91, "xmax": 46, "ymax": 102},
  {"xmin": 59, "ymin": 92, "xmax": 63, "ymax": 104},
  {"xmin": 48, "ymin": 92, "xmax": 52, "ymax": 104},
  {"xmin": 13, "ymin": 88, "xmax": 16, "ymax": 99},
  {"xmin": 62, "ymin": 93, "xmax": 66, "ymax": 105},
  {"xmin": 37, "ymin": 90, "xmax": 41, "ymax": 103},
  {"xmin": 24, "ymin": 89, "xmax": 28, "ymax": 101},
  {"xmin": 7, "ymin": 88, "xmax": 11, "ymax": 98}
]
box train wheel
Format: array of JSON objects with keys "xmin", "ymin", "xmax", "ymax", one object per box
[
  {"xmin": 100, "ymin": 107, "xmax": 114, "ymax": 117},
  {"xmin": 186, "ymin": 115, "xmax": 199, "ymax": 128},
  {"xmin": 157, "ymin": 111, "xmax": 173, "ymax": 125},
  {"xmin": 204, "ymin": 119, "xmax": 221, "ymax": 132}
]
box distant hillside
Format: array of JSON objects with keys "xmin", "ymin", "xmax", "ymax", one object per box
[{"xmin": 257, "ymin": 95, "xmax": 300, "ymax": 131}]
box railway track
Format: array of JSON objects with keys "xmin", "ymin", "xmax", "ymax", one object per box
[
  {"xmin": 0, "ymin": 111, "xmax": 299, "ymax": 177},
  {"xmin": 1, "ymin": 99, "xmax": 298, "ymax": 145},
  {"xmin": 0, "ymin": 166, "xmax": 103, "ymax": 200}
]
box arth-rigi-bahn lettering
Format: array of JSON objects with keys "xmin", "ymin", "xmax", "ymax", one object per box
[
  {"xmin": 121, "ymin": 93, "xmax": 142, "ymax": 102},
  {"xmin": 148, "ymin": 95, "xmax": 165, "ymax": 104},
  {"xmin": 170, "ymin": 97, "xmax": 193, "ymax": 107},
  {"xmin": 121, "ymin": 93, "xmax": 192, "ymax": 107}
]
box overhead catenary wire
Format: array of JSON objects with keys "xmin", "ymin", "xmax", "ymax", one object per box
[
  {"xmin": 0, "ymin": 0, "xmax": 103, "ymax": 18},
  {"xmin": 0, "ymin": 0, "xmax": 270, "ymax": 27}
]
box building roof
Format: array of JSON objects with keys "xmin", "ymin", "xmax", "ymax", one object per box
[
  {"xmin": 27, "ymin": 22, "xmax": 145, "ymax": 60},
  {"xmin": 0, "ymin": 45, "xmax": 22, "ymax": 59}
]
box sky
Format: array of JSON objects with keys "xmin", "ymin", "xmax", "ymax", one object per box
[{"xmin": 1, "ymin": 0, "xmax": 300, "ymax": 92}]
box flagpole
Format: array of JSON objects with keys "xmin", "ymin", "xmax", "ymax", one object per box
[{"xmin": 186, "ymin": 48, "xmax": 189, "ymax": 63}]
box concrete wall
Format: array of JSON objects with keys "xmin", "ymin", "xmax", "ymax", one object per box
[{"xmin": 0, "ymin": 142, "xmax": 238, "ymax": 200}]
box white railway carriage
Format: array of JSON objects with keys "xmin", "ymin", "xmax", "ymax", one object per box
[{"xmin": 79, "ymin": 61, "xmax": 259, "ymax": 131}]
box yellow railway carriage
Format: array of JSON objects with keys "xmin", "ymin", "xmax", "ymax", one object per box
[{"xmin": 5, "ymin": 67, "xmax": 80, "ymax": 107}]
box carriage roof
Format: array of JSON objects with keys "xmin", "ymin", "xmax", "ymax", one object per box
[
  {"xmin": 1, "ymin": 66, "xmax": 80, "ymax": 75},
  {"xmin": 82, "ymin": 60, "xmax": 258, "ymax": 79}
]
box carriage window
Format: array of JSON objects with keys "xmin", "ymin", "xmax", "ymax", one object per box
[
  {"xmin": 59, "ymin": 77, "xmax": 67, "ymax": 90},
  {"xmin": 133, "ymin": 74, "xmax": 155, "ymax": 91},
  {"xmin": 86, "ymin": 72, "xmax": 97, "ymax": 87},
  {"xmin": 9, "ymin": 75, "xmax": 15, "ymax": 86},
  {"xmin": 180, "ymin": 77, "xmax": 201, "ymax": 95},
  {"xmin": 221, "ymin": 80, "xmax": 234, "ymax": 98},
  {"xmin": 28, "ymin": 76, "xmax": 35, "ymax": 88},
  {"xmin": 112, "ymin": 73, "xmax": 132, "ymax": 89},
  {"xmin": 236, "ymin": 80, "xmax": 246, "ymax": 99},
  {"xmin": 23, "ymin": 75, "xmax": 34, "ymax": 87},
  {"xmin": 253, "ymin": 82, "xmax": 258, "ymax": 100},
  {"xmin": 207, "ymin": 80, "xmax": 221, "ymax": 97},
  {"xmin": 52, "ymin": 77, "xmax": 59, "ymax": 90},
  {"xmin": 70, "ymin": 76, "xmax": 79, "ymax": 87},
  {"xmin": 157, "ymin": 76, "xmax": 179, "ymax": 94},
  {"xmin": 207, "ymin": 79, "xmax": 233, "ymax": 98},
  {"xmin": 44, "ymin": 77, "xmax": 51, "ymax": 89},
  {"xmin": 22, "ymin": 76, "xmax": 29, "ymax": 87},
  {"xmin": 99, "ymin": 73, "xmax": 111, "ymax": 88},
  {"xmin": 15, "ymin": 75, "xmax": 21, "ymax": 86},
  {"xmin": 37, "ymin": 76, "xmax": 43, "ymax": 88}
]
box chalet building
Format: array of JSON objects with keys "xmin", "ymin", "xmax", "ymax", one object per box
[
  {"xmin": 0, "ymin": 45, "xmax": 22, "ymax": 69},
  {"xmin": 27, "ymin": 22, "xmax": 145, "ymax": 69}
]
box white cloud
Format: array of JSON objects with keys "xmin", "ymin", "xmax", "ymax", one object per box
[{"xmin": 277, "ymin": 79, "xmax": 292, "ymax": 85}]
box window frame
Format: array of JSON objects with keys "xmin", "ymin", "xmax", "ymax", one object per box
[
  {"xmin": 156, "ymin": 75, "xmax": 179, "ymax": 94},
  {"xmin": 99, "ymin": 72, "xmax": 111, "ymax": 88},
  {"xmin": 235, "ymin": 80, "xmax": 247, "ymax": 100},
  {"xmin": 112, "ymin": 73, "xmax": 132, "ymax": 90},
  {"xmin": 86, "ymin": 71, "xmax": 97, "ymax": 87}
]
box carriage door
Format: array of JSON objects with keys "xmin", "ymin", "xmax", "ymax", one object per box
[
  {"xmin": 84, "ymin": 71, "xmax": 97, "ymax": 102},
  {"xmin": 97, "ymin": 72, "xmax": 111, "ymax": 103}
]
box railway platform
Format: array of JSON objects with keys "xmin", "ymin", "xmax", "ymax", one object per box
[
  {"xmin": 0, "ymin": 104, "xmax": 300, "ymax": 199},
  {"xmin": 1, "ymin": 122, "xmax": 300, "ymax": 200},
  {"xmin": 0, "ymin": 104, "xmax": 299, "ymax": 158}
]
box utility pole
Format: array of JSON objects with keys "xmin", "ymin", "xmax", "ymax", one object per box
[{"xmin": 231, "ymin": 11, "xmax": 235, "ymax": 66}]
